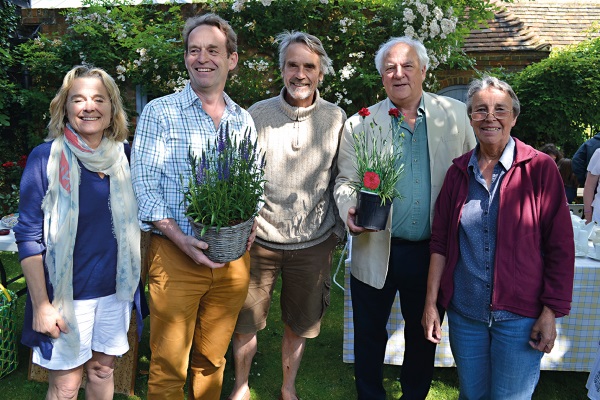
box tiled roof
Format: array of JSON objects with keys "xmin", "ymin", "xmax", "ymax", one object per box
[
  {"xmin": 465, "ymin": 0, "xmax": 600, "ymax": 52},
  {"xmin": 464, "ymin": 7, "xmax": 549, "ymax": 52},
  {"xmin": 506, "ymin": 0, "xmax": 600, "ymax": 48}
]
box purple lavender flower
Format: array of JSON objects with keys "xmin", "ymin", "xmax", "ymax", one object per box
[
  {"xmin": 221, "ymin": 153, "xmax": 231, "ymax": 181},
  {"xmin": 183, "ymin": 122, "xmax": 266, "ymax": 234},
  {"xmin": 261, "ymin": 153, "xmax": 267, "ymax": 169},
  {"xmin": 217, "ymin": 157, "xmax": 224, "ymax": 181},
  {"xmin": 240, "ymin": 136, "xmax": 249, "ymax": 161},
  {"xmin": 197, "ymin": 151, "xmax": 209, "ymax": 185},
  {"xmin": 217, "ymin": 124, "xmax": 226, "ymax": 154}
]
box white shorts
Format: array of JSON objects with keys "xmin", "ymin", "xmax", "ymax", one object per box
[{"xmin": 32, "ymin": 293, "xmax": 132, "ymax": 371}]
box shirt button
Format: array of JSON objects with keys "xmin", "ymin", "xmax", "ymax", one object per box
[{"xmin": 415, "ymin": 180, "xmax": 419, "ymax": 184}]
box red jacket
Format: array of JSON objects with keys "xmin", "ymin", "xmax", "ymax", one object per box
[{"xmin": 430, "ymin": 137, "xmax": 574, "ymax": 318}]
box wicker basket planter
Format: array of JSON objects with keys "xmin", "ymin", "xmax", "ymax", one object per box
[
  {"xmin": 188, "ymin": 216, "xmax": 255, "ymax": 263},
  {"xmin": 0, "ymin": 284, "xmax": 17, "ymax": 379}
]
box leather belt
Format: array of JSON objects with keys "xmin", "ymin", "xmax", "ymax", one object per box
[{"xmin": 391, "ymin": 237, "xmax": 429, "ymax": 245}]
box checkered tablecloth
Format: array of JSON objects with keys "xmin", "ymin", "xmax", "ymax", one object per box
[{"xmin": 342, "ymin": 244, "xmax": 600, "ymax": 372}]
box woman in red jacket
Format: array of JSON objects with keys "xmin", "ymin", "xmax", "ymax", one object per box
[{"xmin": 421, "ymin": 75, "xmax": 574, "ymax": 400}]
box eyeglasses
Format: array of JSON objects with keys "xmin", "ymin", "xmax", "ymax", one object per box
[{"xmin": 470, "ymin": 110, "xmax": 512, "ymax": 121}]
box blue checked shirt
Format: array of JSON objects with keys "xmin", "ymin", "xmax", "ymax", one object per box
[{"xmin": 131, "ymin": 82, "xmax": 257, "ymax": 236}]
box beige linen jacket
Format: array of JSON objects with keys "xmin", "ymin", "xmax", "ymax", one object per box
[{"xmin": 334, "ymin": 94, "xmax": 476, "ymax": 289}]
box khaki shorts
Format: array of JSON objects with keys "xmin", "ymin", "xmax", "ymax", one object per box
[{"xmin": 235, "ymin": 234, "xmax": 338, "ymax": 338}]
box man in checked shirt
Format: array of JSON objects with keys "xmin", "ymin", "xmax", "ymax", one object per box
[{"xmin": 131, "ymin": 13, "xmax": 256, "ymax": 400}]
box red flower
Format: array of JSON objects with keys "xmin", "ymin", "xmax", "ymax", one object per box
[
  {"xmin": 358, "ymin": 107, "xmax": 371, "ymax": 117},
  {"xmin": 363, "ymin": 171, "xmax": 381, "ymax": 190},
  {"xmin": 17, "ymin": 155, "xmax": 27, "ymax": 168},
  {"xmin": 2, "ymin": 161, "xmax": 14, "ymax": 168},
  {"xmin": 388, "ymin": 108, "xmax": 400, "ymax": 118}
]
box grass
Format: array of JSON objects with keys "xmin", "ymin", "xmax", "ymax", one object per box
[{"xmin": 0, "ymin": 247, "xmax": 591, "ymax": 399}]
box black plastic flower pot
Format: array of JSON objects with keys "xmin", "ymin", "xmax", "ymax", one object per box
[{"xmin": 355, "ymin": 190, "xmax": 391, "ymax": 230}]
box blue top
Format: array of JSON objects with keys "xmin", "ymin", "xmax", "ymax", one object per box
[
  {"xmin": 451, "ymin": 137, "xmax": 522, "ymax": 322},
  {"xmin": 131, "ymin": 82, "xmax": 256, "ymax": 235},
  {"xmin": 391, "ymin": 97, "xmax": 432, "ymax": 241},
  {"xmin": 14, "ymin": 140, "xmax": 146, "ymax": 359},
  {"xmin": 14, "ymin": 141, "xmax": 120, "ymax": 299},
  {"xmin": 572, "ymin": 132, "xmax": 600, "ymax": 184}
]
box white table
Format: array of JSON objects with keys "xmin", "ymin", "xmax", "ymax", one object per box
[
  {"xmin": 0, "ymin": 228, "xmax": 18, "ymax": 252},
  {"xmin": 342, "ymin": 244, "xmax": 600, "ymax": 372},
  {"xmin": 0, "ymin": 228, "xmax": 24, "ymax": 296}
]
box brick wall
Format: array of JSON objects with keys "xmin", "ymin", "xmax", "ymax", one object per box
[
  {"xmin": 434, "ymin": 50, "xmax": 548, "ymax": 88},
  {"xmin": 21, "ymin": 8, "xmax": 66, "ymax": 35}
]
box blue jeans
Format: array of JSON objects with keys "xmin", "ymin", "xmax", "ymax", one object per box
[{"xmin": 447, "ymin": 308, "xmax": 544, "ymax": 400}]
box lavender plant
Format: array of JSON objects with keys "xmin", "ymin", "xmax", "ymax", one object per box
[{"xmin": 184, "ymin": 123, "xmax": 266, "ymax": 236}]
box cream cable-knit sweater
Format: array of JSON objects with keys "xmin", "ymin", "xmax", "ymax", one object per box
[{"xmin": 249, "ymin": 88, "xmax": 346, "ymax": 250}]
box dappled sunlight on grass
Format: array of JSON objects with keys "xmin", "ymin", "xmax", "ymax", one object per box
[{"xmin": 0, "ymin": 245, "xmax": 591, "ymax": 399}]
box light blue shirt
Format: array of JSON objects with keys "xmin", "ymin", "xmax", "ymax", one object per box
[
  {"xmin": 391, "ymin": 97, "xmax": 431, "ymax": 240},
  {"xmin": 131, "ymin": 82, "xmax": 256, "ymax": 235},
  {"xmin": 451, "ymin": 137, "xmax": 522, "ymax": 323}
]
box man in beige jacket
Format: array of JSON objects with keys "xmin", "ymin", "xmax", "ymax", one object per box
[{"xmin": 335, "ymin": 36, "xmax": 476, "ymax": 400}]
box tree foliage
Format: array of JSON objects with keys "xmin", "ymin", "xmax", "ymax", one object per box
[
  {"xmin": 210, "ymin": 0, "xmax": 491, "ymax": 110},
  {"xmin": 0, "ymin": 0, "xmax": 19, "ymax": 128},
  {"xmin": 1, "ymin": 0, "xmax": 493, "ymax": 169},
  {"xmin": 12, "ymin": 0, "xmax": 491, "ymax": 128},
  {"xmin": 509, "ymin": 36, "xmax": 600, "ymax": 156},
  {"xmin": 0, "ymin": 0, "xmax": 38, "ymax": 175}
]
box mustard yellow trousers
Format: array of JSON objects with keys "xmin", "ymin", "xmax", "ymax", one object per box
[{"xmin": 146, "ymin": 235, "xmax": 250, "ymax": 400}]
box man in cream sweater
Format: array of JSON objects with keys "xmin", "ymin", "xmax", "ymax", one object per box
[{"xmin": 227, "ymin": 31, "xmax": 346, "ymax": 400}]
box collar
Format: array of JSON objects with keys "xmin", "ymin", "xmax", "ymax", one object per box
[
  {"xmin": 498, "ymin": 136, "xmax": 516, "ymax": 170},
  {"xmin": 418, "ymin": 96, "xmax": 425, "ymax": 116},
  {"xmin": 384, "ymin": 96, "xmax": 425, "ymax": 116},
  {"xmin": 469, "ymin": 136, "xmax": 516, "ymax": 171},
  {"xmin": 179, "ymin": 82, "xmax": 241, "ymax": 115},
  {"xmin": 277, "ymin": 87, "xmax": 320, "ymax": 122}
]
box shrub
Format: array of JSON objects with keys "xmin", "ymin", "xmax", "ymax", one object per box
[
  {"xmin": 3, "ymin": 0, "xmax": 493, "ymax": 194},
  {"xmin": 16, "ymin": 0, "xmax": 491, "ymax": 115},
  {"xmin": 0, "ymin": 155, "xmax": 27, "ymax": 214},
  {"xmin": 509, "ymin": 36, "xmax": 600, "ymax": 156}
]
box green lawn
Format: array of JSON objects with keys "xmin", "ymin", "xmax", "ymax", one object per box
[{"xmin": 0, "ymin": 247, "xmax": 590, "ymax": 399}]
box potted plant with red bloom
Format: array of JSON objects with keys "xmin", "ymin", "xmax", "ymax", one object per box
[{"xmin": 349, "ymin": 107, "xmax": 405, "ymax": 230}]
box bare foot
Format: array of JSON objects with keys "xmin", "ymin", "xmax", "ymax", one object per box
[
  {"xmin": 227, "ymin": 385, "xmax": 250, "ymax": 400},
  {"xmin": 279, "ymin": 389, "xmax": 299, "ymax": 400}
]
